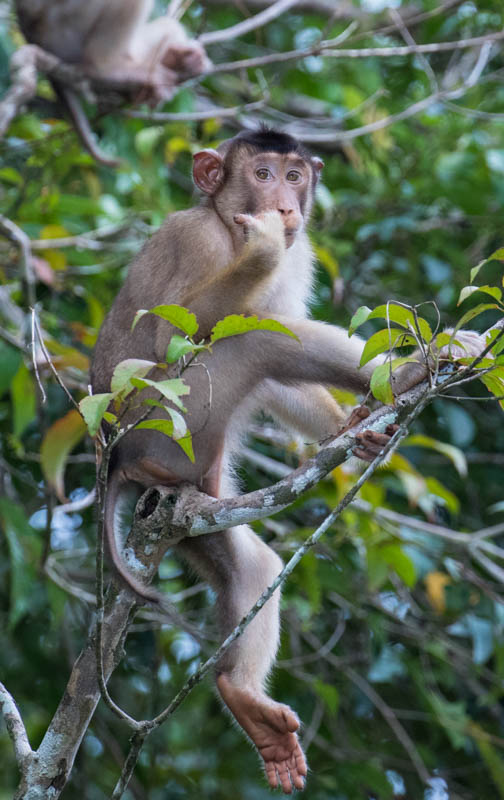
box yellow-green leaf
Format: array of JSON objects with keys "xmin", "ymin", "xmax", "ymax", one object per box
[
  {"xmin": 360, "ymin": 328, "xmax": 417, "ymax": 367},
  {"xmin": 404, "ymin": 434, "xmax": 467, "ymax": 477},
  {"xmin": 40, "ymin": 410, "xmax": 87, "ymax": 501},
  {"xmin": 79, "ymin": 393, "xmax": 114, "ymax": 437},
  {"xmin": 210, "ymin": 315, "xmax": 298, "ymax": 343},
  {"xmin": 111, "ymin": 358, "xmax": 157, "ymax": 394},
  {"xmin": 348, "ymin": 305, "xmax": 371, "ymax": 336},
  {"xmin": 132, "ymin": 305, "xmax": 198, "ymax": 337},
  {"xmin": 11, "ymin": 363, "xmax": 36, "ymax": 437}
]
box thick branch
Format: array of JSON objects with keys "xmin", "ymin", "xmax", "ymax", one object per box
[
  {"xmin": 0, "ymin": 45, "xmax": 91, "ymax": 138},
  {"xmin": 130, "ymin": 382, "xmax": 428, "ymax": 545}
]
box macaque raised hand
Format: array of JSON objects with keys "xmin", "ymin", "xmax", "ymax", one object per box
[
  {"xmin": 91, "ymin": 128, "xmax": 486, "ymax": 792},
  {"xmin": 15, "ymin": 0, "xmax": 210, "ymax": 164}
]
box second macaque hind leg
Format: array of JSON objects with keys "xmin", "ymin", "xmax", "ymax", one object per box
[{"xmin": 176, "ymin": 521, "xmax": 307, "ymax": 793}]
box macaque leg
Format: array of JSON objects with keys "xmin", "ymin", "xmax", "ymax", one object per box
[{"xmin": 177, "ymin": 510, "xmax": 307, "ymax": 793}]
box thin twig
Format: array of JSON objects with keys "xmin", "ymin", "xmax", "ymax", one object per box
[
  {"xmin": 31, "ymin": 309, "xmax": 80, "ymax": 411},
  {"xmin": 209, "ymin": 30, "xmax": 504, "ymax": 74},
  {"xmin": 200, "ymin": 0, "xmax": 299, "ymax": 45},
  {"xmin": 0, "ymin": 215, "xmax": 35, "ymax": 310}
]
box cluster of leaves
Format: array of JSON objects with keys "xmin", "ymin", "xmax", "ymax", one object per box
[
  {"xmin": 347, "ymin": 253, "xmax": 504, "ymax": 405},
  {"xmin": 80, "ymin": 305, "xmax": 295, "ymax": 462}
]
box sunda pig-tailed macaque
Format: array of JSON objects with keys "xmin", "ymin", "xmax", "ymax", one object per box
[
  {"xmin": 15, "ymin": 0, "xmax": 209, "ymax": 164},
  {"xmin": 91, "ymin": 128, "xmax": 483, "ymax": 792}
]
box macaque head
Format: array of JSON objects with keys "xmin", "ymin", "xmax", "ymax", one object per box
[{"xmin": 192, "ymin": 128, "xmax": 323, "ymax": 248}]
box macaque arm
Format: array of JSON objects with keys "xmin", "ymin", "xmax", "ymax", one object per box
[{"xmin": 259, "ymin": 380, "xmax": 347, "ymax": 440}]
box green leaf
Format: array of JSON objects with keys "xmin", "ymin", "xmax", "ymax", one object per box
[
  {"xmin": 425, "ymin": 477, "xmax": 459, "ymax": 514},
  {"xmin": 0, "ymin": 341, "xmax": 22, "ymax": 396},
  {"xmin": 313, "ymin": 679, "xmax": 339, "ymax": 714},
  {"xmin": 110, "ymin": 358, "xmax": 157, "ymax": 394},
  {"xmin": 471, "ymin": 724, "xmax": 504, "ymax": 799},
  {"xmin": 40, "ymin": 410, "xmax": 87, "ymax": 501},
  {"xmin": 368, "ymin": 304, "xmax": 432, "ymax": 342},
  {"xmin": 369, "ymin": 357, "xmax": 417, "ymax": 404},
  {"xmin": 166, "ymin": 335, "xmax": 197, "ymax": 363},
  {"xmin": 360, "ymin": 328, "xmax": 417, "ymax": 367},
  {"xmin": 175, "ymin": 432, "xmax": 195, "ymax": 463},
  {"xmin": 0, "ymin": 499, "xmax": 41, "ymax": 628},
  {"xmin": 348, "ymin": 305, "xmax": 371, "ymax": 336},
  {"xmin": 11, "ymin": 363, "xmax": 36, "ymax": 437},
  {"xmin": 480, "ymin": 367, "xmax": 504, "ymax": 410},
  {"xmin": 165, "ymin": 406, "xmax": 187, "ymax": 440},
  {"xmin": 487, "ymin": 247, "xmax": 504, "ymax": 263},
  {"xmin": 131, "ymin": 377, "xmax": 190, "ymax": 411},
  {"xmin": 451, "ymin": 303, "xmax": 499, "ymax": 336},
  {"xmin": 458, "ymin": 285, "xmax": 502, "ymax": 305},
  {"xmin": 379, "ymin": 543, "xmax": 416, "ymax": 587},
  {"xmin": 136, "ymin": 419, "xmax": 195, "ymax": 462},
  {"xmin": 132, "ymin": 305, "xmax": 198, "ymax": 337},
  {"xmin": 79, "ymin": 393, "xmax": 114, "ymax": 437},
  {"xmin": 136, "ymin": 418, "xmax": 174, "ymax": 435},
  {"xmin": 404, "ymin": 434, "xmax": 467, "ymax": 477},
  {"xmin": 135, "ymin": 126, "xmax": 164, "ymax": 158},
  {"xmin": 210, "ymin": 314, "xmax": 298, "ymax": 343}
]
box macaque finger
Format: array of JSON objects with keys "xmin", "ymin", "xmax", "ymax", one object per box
[{"xmin": 354, "ymin": 429, "xmax": 395, "ymax": 461}]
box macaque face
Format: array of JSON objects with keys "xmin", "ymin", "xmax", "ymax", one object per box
[
  {"xmin": 241, "ymin": 151, "xmax": 312, "ymax": 246},
  {"xmin": 193, "ymin": 143, "xmax": 322, "ymax": 249}
]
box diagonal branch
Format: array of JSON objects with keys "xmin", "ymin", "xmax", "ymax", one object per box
[{"xmin": 0, "ymin": 682, "xmax": 32, "ymax": 775}]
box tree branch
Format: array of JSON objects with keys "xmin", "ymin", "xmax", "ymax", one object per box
[
  {"xmin": 209, "ymin": 30, "xmax": 504, "ymax": 74},
  {"xmin": 0, "ymin": 682, "xmax": 32, "ymax": 775},
  {"xmin": 200, "ymin": 0, "xmax": 299, "ymax": 45}
]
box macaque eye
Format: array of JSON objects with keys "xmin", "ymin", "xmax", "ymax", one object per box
[
  {"xmin": 256, "ymin": 168, "xmax": 271, "ymax": 181},
  {"xmin": 286, "ymin": 170, "xmax": 301, "ymax": 182}
]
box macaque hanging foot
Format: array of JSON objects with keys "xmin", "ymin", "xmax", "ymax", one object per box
[
  {"xmin": 354, "ymin": 425, "xmax": 399, "ymax": 462},
  {"xmin": 217, "ymin": 674, "xmax": 307, "ymax": 794},
  {"xmin": 337, "ymin": 405, "xmax": 399, "ymax": 462}
]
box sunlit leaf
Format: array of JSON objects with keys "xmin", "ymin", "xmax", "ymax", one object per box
[
  {"xmin": 166, "ymin": 335, "xmax": 207, "ymax": 363},
  {"xmin": 210, "ymin": 315, "xmax": 298, "ymax": 343},
  {"xmin": 40, "ymin": 410, "xmax": 87, "ymax": 501},
  {"xmin": 131, "ymin": 377, "xmax": 190, "ymax": 411},
  {"xmin": 348, "ymin": 305, "xmax": 371, "ymax": 336},
  {"xmin": 425, "ymin": 571, "xmax": 451, "ymax": 614},
  {"xmin": 404, "ymin": 434, "xmax": 467, "ymax": 477},
  {"xmin": 360, "ymin": 328, "xmax": 417, "ymax": 367},
  {"xmin": 368, "ymin": 304, "xmax": 432, "ymax": 342},
  {"xmin": 132, "ymin": 305, "xmax": 198, "ymax": 337},
  {"xmin": 369, "ymin": 357, "xmax": 417, "ymax": 404},
  {"xmin": 458, "ymin": 285, "xmax": 502, "ymax": 305},
  {"xmin": 111, "ymin": 358, "xmax": 157, "ymax": 394},
  {"xmin": 79, "ymin": 393, "xmax": 114, "ymax": 437}
]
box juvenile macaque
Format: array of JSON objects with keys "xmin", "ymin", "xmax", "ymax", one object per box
[
  {"xmin": 91, "ymin": 129, "xmax": 484, "ymax": 792},
  {"xmin": 15, "ymin": 0, "xmax": 209, "ymax": 164}
]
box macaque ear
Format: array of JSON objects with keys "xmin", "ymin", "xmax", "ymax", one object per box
[
  {"xmin": 193, "ymin": 149, "xmax": 225, "ymax": 195},
  {"xmin": 311, "ymin": 157, "xmax": 324, "ymax": 181}
]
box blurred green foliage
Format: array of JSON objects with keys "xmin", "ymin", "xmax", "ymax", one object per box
[{"xmin": 1, "ymin": 1, "xmax": 504, "ymax": 798}]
